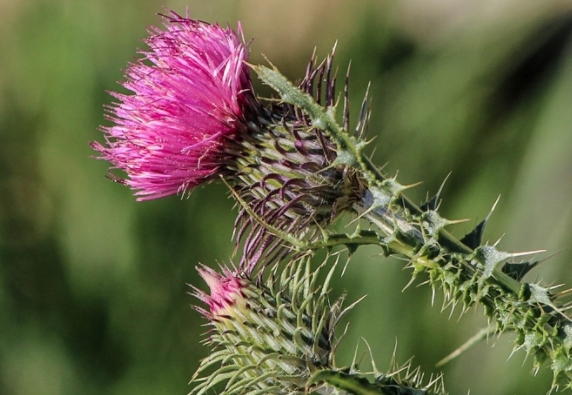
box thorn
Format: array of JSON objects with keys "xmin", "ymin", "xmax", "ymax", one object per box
[
  {"xmin": 333, "ymin": 321, "xmax": 352, "ymax": 363},
  {"xmin": 510, "ymin": 249, "xmax": 547, "ymax": 258},
  {"xmin": 420, "ymin": 173, "xmax": 451, "ymax": 212},
  {"xmin": 435, "ymin": 327, "xmax": 493, "ymax": 367},
  {"xmin": 536, "ymin": 249, "xmax": 564, "ymax": 266},
  {"xmin": 350, "ymin": 338, "xmax": 361, "ymax": 370},
  {"xmin": 341, "ymin": 255, "xmax": 351, "ymax": 276},
  {"xmin": 350, "ymin": 203, "xmax": 379, "ymax": 225},
  {"xmin": 402, "ymin": 274, "xmax": 418, "ymax": 292},
  {"xmin": 389, "ymin": 340, "xmax": 399, "ymax": 371},
  {"xmin": 437, "ymin": 172, "xmax": 452, "ymax": 197},
  {"xmin": 447, "ymin": 218, "xmax": 471, "ymax": 226},
  {"xmin": 490, "ymin": 194, "xmax": 501, "ymax": 213},
  {"xmin": 554, "ymin": 287, "xmax": 572, "ymax": 299},
  {"xmin": 400, "ymin": 181, "xmax": 424, "ymax": 191},
  {"xmin": 492, "ymin": 234, "xmax": 505, "ymax": 247},
  {"xmin": 547, "ymin": 283, "xmax": 566, "ymax": 292},
  {"xmin": 355, "ymin": 82, "xmax": 371, "ymax": 139},
  {"xmin": 260, "ymin": 54, "xmax": 278, "ymax": 70},
  {"xmin": 361, "ymin": 337, "xmax": 380, "ymax": 374},
  {"xmin": 460, "ymin": 196, "xmax": 501, "ymax": 249},
  {"xmin": 337, "ymin": 295, "xmax": 367, "ymax": 325},
  {"xmin": 368, "ymin": 145, "xmax": 378, "ymax": 161}
]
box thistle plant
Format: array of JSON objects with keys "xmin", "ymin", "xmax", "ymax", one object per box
[
  {"xmin": 92, "ymin": 9, "xmax": 572, "ymax": 394},
  {"xmin": 192, "ymin": 258, "xmax": 444, "ymax": 395}
]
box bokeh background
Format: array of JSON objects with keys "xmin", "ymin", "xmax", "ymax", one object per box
[{"xmin": 2, "ymin": 0, "xmax": 572, "ymax": 394}]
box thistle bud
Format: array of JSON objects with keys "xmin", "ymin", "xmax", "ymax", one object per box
[
  {"xmin": 233, "ymin": 52, "xmax": 367, "ymax": 273},
  {"xmin": 191, "ymin": 260, "xmax": 345, "ymax": 395},
  {"xmin": 192, "ymin": 261, "xmax": 445, "ymax": 395}
]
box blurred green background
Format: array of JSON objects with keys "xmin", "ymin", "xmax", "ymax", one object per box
[{"xmin": 2, "ymin": 0, "xmax": 572, "ymax": 394}]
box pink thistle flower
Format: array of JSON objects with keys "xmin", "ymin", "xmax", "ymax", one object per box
[
  {"xmin": 91, "ymin": 11, "xmax": 257, "ymax": 200},
  {"xmin": 194, "ymin": 265, "xmax": 246, "ymax": 319}
]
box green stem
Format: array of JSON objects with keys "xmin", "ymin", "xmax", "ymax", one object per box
[
  {"xmin": 310, "ymin": 369, "xmax": 431, "ymax": 395},
  {"xmin": 354, "ymin": 187, "xmax": 525, "ymax": 297},
  {"xmin": 254, "ymin": 63, "xmax": 545, "ymax": 309},
  {"xmin": 253, "ymin": 63, "xmax": 572, "ymax": 389}
]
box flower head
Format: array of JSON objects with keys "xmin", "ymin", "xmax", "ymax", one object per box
[
  {"xmin": 192, "ymin": 260, "xmax": 444, "ymax": 395},
  {"xmin": 191, "ymin": 259, "xmax": 345, "ymax": 395},
  {"xmin": 91, "ymin": 11, "xmax": 257, "ymax": 200}
]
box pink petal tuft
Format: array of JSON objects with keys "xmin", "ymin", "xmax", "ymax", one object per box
[
  {"xmin": 92, "ymin": 11, "xmax": 256, "ymax": 200},
  {"xmin": 196, "ymin": 265, "xmax": 245, "ymax": 315}
]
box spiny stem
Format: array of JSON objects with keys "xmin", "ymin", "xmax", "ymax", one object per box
[
  {"xmin": 310, "ymin": 369, "xmax": 429, "ymax": 395},
  {"xmin": 253, "ymin": 63, "xmax": 572, "ymax": 389},
  {"xmin": 355, "ymin": 196, "xmax": 526, "ymax": 297},
  {"xmin": 254, "ymin": 63, "xmax": 525, "ymax": 297}
]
